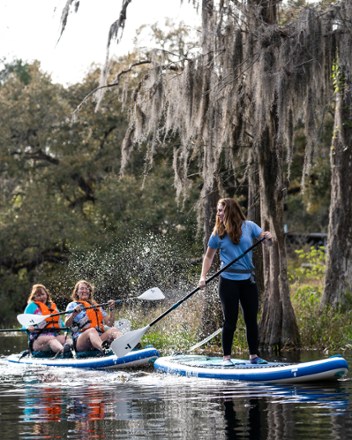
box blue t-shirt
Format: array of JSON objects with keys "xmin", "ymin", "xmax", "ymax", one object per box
[
  {"xmin": 23, "ymin": 301, "xmax": 64, "ymax": 339},
  {"xmin": 208, "ymin": 220, "xmax": 262, "ymax": 280}
]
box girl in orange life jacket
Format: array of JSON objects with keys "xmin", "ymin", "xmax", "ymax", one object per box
[
  {"xmin": 24, "ymin": 284, "xmax": 71, "ymax": 353},
  {"xmin": 65, "ymin": 280, "xmax": 122, "ymax": 354}
]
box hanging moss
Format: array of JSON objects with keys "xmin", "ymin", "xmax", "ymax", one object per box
[{"xmin": 61, "ymin": 0, "xmax": 352, "ymax": 346}]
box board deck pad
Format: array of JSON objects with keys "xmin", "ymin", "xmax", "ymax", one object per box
[{"xmin": 173, "ymin": 356, "xmax": 291, "ymax": 368}]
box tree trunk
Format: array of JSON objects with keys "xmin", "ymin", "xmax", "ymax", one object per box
[
  {"xmin": 321, "ymin": 39, "xmax": 352, "ymax": 307},
  {"xmin": 257, "ymin": 120, "xmax": 300, "ymax": 350},
  {"xmin": 247, "ymin": 0, "xmax": 300, "ymax": 350},
  {"xmin": 248, "ymin": 151, "xmax": 265, "ymax": 297},
  {"xmin": 197, "ymin": 0, "xmax": 223, "ymax": 338}
]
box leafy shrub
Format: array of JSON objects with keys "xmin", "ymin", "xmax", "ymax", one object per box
[
  {"xmin": 289, "ymin": 246, "xmax": 352, "ymax": 351},
  {"xmin": 290, "ymin": 246, "xmax": 326, "ymax": 282}
]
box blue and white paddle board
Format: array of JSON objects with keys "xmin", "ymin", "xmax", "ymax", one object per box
[
  {"xmin": 7, "ymin": 346, "xmax": 159, "ymax": 370},
  {"xmin": 154, "ymin": 354, "xmax": 348, "ymax": 383}
]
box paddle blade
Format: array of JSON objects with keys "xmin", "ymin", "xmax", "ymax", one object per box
[
  {"xmin": 17, "ymin": 313, "xmax": 49, "ymax": 328},
  {"xmin": 110, "ymin": 325, "xmax": 150, "ymax": 357},
  {"xmin": 137, "ymin": 287, "xmax": 165, "ymax": 301}
]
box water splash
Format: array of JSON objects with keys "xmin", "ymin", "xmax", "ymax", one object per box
[{"xmin": 64, "ymin": 231, "xmax": 196, "ymax": 302}]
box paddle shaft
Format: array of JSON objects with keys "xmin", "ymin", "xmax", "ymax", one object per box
[
  {"xmin": 17, "ymin": 300, "xmax": 123, "ymax": 328},
  {"xmin": 188, "ymin": 328, "xmax": 222, "ymax": 352},
  {"xmin": 148, "ymin": 237, "xmax": 266, "ymax": 328},
  {"xmin": 18, "ymin": 287, "xmax": 164, "ymax": 328},
  {"xmin": 0, "ymin": 327, "xmax": 71, "ymax": 333},
  {"xmin": 41, "ymin": 299, "xmax": 122, "ymax": 320}
]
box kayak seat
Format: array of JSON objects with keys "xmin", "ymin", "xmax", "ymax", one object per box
[
  {"xmin": 76, "ymin": 349, "xmax": 105, "ymax": 358},
  {"xmin": 31, "ymin": 349, "xmax": 74, "ymax": 359}
]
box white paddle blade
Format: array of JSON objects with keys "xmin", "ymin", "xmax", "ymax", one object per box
[
  {"xmin": 110, "ymin": 325, "xmax": 150, "ymax": 357},
  {"xmin": 17, "ymin": 313, "xmax": 50, "ymax": 328},
  {"xmin": 138, "ymin": 287, "xmax": 165, "ymax": 301}
]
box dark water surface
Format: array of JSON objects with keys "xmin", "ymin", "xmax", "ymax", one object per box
[{"xmin": 0, "ymin": 334, "xmax": 351, "ymax": 439}]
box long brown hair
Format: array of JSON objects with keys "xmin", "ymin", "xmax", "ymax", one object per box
[
  {"xmin": 27, "ymin": 284, "xmax": 53, "ymax": 305},
  {"xmin": 71, "ymin": 279, "xmax": 97, "ymax": 305},
  {"xmin": 213, "ymin": 198, "xmax": 246, "ymax": 243}
]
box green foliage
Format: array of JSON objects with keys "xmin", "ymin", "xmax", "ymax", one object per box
[
  {"xmin": 0, "ymin": 59, "xmax": 32, "ymax": 85},
  {"xmin": 293, "ymin": 284, "xmax": 321, "ymax": 308},
  {"xmin": 0, "ymin": 59, "xmax": 200, "ymax": 326},
  {"xmin": 331, "ymin": 61, "xmax": 345, "ymax": 94},
  {"xmin": 292, "ymin": 287, "xmax": 352, "ymax": 351},
  {"xmin": 290, "ymin": 246, "xmax": 326, "ymax": 281},
  {"xmin": 284, "ymin": 115, "xmax": 332, "ymax": 233},
  {"xmin": 143, "ymin": 329, "xmax": 194, "ymax": 354},
  {"xmin": 287, "ymin": 246, "xmax": 352, "ymax": 351}
]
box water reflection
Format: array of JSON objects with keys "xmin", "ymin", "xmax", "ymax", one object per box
[
  {"xmin": 23, "ymin": 386, "xmax": 108, "ymax": 423},
  {"xmin": 220, "ymin": 382, "xmax": 350, "ymax": 440},
  {"xmin": 223, "ymin": 398, "xmax": 263, "ymax": 439},
  {"xmin": 1, "ymin": 369, "xmax": 351, "ymax": 440},
  {"xmin": 0, "ymin": 334, "xmax": 351, "ymax": 439},
  {"xmin": 23, "ymin": 387, "xmax": 63, "ymax": 422}
]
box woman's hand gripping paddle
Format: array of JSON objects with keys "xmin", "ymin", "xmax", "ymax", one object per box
[{"xmin": 111, "ymin": 238, "xmax": 267, "ymax": 357}]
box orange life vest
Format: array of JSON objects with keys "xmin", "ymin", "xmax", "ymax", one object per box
[
  {"xmin": 77, "ymin": 300, "xmax": 105, "ymax": 333},
  {"xmin": 88, "ymin": 400, "xmax": 105, "ymax": 420},
  {"xmin": 34, "ymin": 301, "xmax": 61, "ymax": 329},
  {"xmin": 43, "ymin": 390, "xmax": 62, "ymax": 421}
]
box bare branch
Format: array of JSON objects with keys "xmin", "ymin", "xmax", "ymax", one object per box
[{"xmin": 72, "ymin": 59, "xmax": 152, "ymax": 117}]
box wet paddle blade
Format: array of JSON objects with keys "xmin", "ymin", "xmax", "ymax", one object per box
[
  {"xmin": 110, "ymin": 325, "xmax": 150, "ymax": 357},
  {"xmin": 137, "ymin": 287, "xmax": 165, "ymax": 301},
  {"xmin": 17, "ymin": 313, "xmax": 50, "ymax": 327}
]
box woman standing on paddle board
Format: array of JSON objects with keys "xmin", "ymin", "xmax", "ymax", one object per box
[
  {"xmin": 24, "ymin": 284, "xmax": 71, "ymax": 354},
  {"xmin": 198, "ymin": 198, "xmax": 272, "ymax": 365},
  {"xmin": 65, "ymin": 280, "xmax": 121, "ymax": 354}
]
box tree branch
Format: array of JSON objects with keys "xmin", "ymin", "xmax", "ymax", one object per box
[{"xmin": 72, "ymin": 59, "xmax": 152, "ymax": 117}]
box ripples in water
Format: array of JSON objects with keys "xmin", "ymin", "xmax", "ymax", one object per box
[{"xmin": 0, "ymin": 352, "xmax": 351, "ymax": 439}]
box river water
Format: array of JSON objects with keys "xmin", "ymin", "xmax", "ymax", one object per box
[{"xmin": 0, "ymin": 334, "xmax": 351, "ymax": 439}]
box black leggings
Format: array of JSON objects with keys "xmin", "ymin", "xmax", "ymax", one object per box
[{"xmin": 219, "ymin": 276, "xmax": 259, "ymax": 356}]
